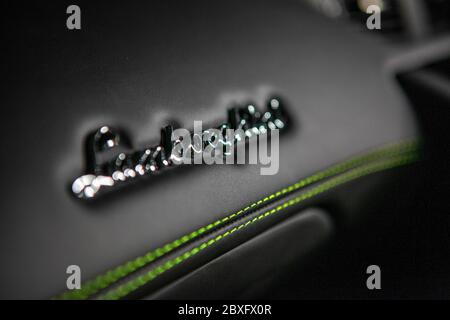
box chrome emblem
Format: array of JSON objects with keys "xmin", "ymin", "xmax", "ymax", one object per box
[{"xmin": 72, "ymin": 96, "xmax": 289, "ymax": 199}]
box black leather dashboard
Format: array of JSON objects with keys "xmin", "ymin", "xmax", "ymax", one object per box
[{"xmin": 2, "ymin": 0, "xmax": 449, "ymax": 300}]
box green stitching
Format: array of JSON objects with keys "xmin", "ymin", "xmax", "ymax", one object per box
[
  {"xmin": 56, "ymin": 140, "xmax": 419, "ymax": 300},
  {"xmin": 98, "ymin": 152, "xmax": 418, "ymax": 300}
]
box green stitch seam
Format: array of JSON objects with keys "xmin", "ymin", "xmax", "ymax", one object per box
[
  {"xmin": 57, "ymin": 139, "xmax": 419, "ymax": 300},
  {"xmin": 98, "ymin": 152, "xmax": 419, "ymax": 300}
]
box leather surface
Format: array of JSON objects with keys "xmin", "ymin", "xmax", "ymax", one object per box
[
  {"xmin": 1, "ymin": 0, "xmax": 418, "ymax": 299},
  {"xmin": 148, "ymin": 208, "xmax": 333, "ymax": 299}
]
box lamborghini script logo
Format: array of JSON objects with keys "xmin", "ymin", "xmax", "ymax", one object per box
[{"xmin": 72, "ymin": 96, "xmax": 289, "ymax": 200}]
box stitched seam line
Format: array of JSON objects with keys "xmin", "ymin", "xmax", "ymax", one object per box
[
  {"xmin": 57, "ymin": 139, "xmax": 418, "ymax": 300},
  {"xmin": 98, "ymin": 152, "xmax": 418, "ymax": 300}
]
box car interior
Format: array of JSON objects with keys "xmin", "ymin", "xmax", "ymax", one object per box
[{"xmin": 2, "ymin": 0, "xmax": 449, "ymax": 300}]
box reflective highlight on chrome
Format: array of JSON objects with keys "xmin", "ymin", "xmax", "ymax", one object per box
[{"xmin": 71, "ymin": 96, "xmax": 289, "ymax": 199}]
